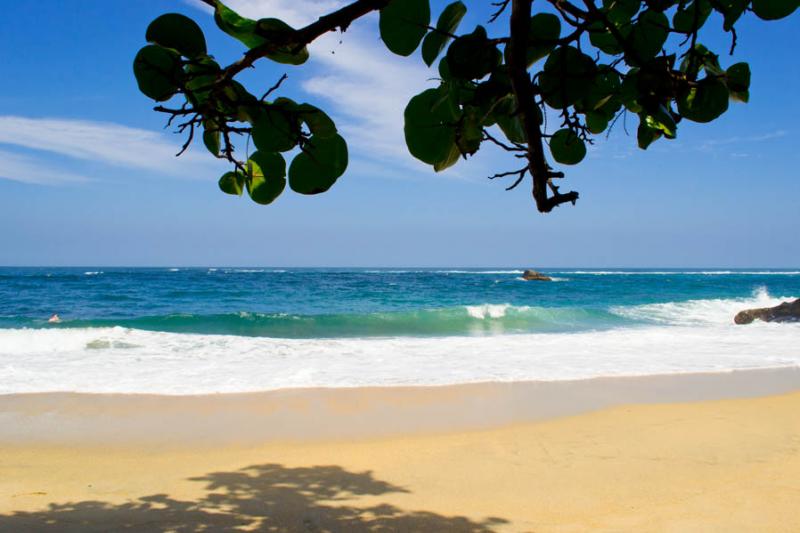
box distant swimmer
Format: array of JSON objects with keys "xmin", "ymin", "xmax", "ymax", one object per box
[{"xmin": 48, "ymin": 314, "xmax": 61, "ymax": 323}]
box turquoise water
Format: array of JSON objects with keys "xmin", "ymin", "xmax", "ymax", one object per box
[
  {"xmin": 1, "ymin": 268, "xmax": 799, "ymax": 393},
  {"xmin": 2, "ymin": 267, "xmax": 799, "ymax": 337}
]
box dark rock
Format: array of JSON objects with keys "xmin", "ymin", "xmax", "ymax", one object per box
[
  {"xmin": 521, "ymin": 269, "xmax": 552, "ymax": 281},
  {"xmin": 734, "ymin": 298, "xmax": 800, "ymax": 324}
]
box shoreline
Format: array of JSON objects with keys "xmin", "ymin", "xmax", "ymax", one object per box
[
  {"xmin": 3, "ymin": 366, "xmax": 799, "ymax": 445},
  {"xmin": 2, "ymin": 374, "xmax": 799, "ymax": 530}
]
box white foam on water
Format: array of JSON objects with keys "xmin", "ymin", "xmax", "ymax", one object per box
[
  {"xmin": 612, "ymin": 287, "xmax": 792, "ymax": 326},
  {"xmin": 465, "ymin": 304, "xmax": 514, "ymax": 319},
  {"xmin": 1, "ymin": 321, "xmax": 798, "ymax": 394}
]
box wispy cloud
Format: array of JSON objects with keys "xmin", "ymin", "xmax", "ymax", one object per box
[
  {"xmin": 0, "ymin": 116, "xmax": 221, "ymax": 185},
  {"xmin": 184, "ymin": 0, "xmax": 344, "ymax": 26},
  {"xmin": 0, "ymin": 149, "xmax": 91, "ymax": 185},
  {"xmin": 698, "ymin": 129, "xmax": 788, "ymax": 151}
]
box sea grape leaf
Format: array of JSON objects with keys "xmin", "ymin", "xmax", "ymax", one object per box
[
  {"xmin": 678, "ymin": 77, "xmax": 729, "ymax": 122},
  {"xmin": 629, "ymin": 10, "xmax": 669, "ymax": 63},
  {"xmin": 247, "ymin": 151, "xmax": 287, "ymax": 204},
  {"xmin": 752, "ymin": 0, "xmax": 798, "ymax": 20},
  {"xmin": 446, "ymin": 26, "xmax": 500, "ymax": 80},
  {"xmin": 726, "ymin": 62, "xmax": 751, "ymax": 103},
  {"xmin": 219, "ymin": 171, "xmax": 245, "ymax": 195},
  {"xmin": 146, "ymin": 13, "xmax": 207, "ymax": 58},
  {"xmin": 133, "ymin": 45, "xmax": 182, "ymax": 101},
  {"xmin": 296, "ymin": 103, "xmax": 337, "ymax": 138},
  {"xmin": 421, "ymin": 1, "xmax": 467, "ymax": 67},
  {"xmin": 252, "ymin": 104, "xmax": 298, "ymax": 152},
  {"xmin": 255, "ymin": 18, "xmax": 309, "ymax": 65},
  {"xmin": 504, "ymin": 14, "xmax": 561, "ymax": 67},
  {"xmin": 549, "ymin": 129, "xmax": 586, "ymax": 165},
  {"xmin": 404, "ymin": 88, "xmax": 458, "ymax": 167},
  {"xmin": 214, "ymin": 1, "xmax": 264, "ymax": 48},
  {"xmin": 288, "ymin": 134, "xmax": 348, "ymax": 194},
  {"xmin": 539, "ymin": 46, "xmax": 597, "ymax": 109},
  {"xmin": 380, "ymin": 0, "xmax": 430, "ymax": 57}
]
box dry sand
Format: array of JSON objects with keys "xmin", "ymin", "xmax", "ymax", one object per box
[{"xmin": 1, "ymin": 372, "xmax": 799, "ymax": 532}]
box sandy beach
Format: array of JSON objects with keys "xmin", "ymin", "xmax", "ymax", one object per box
[{"xmin": 2, "ymin": 369, "xmax": 799, "ymax": 531}]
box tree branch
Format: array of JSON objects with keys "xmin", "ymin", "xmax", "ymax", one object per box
[
  {"xmin": 220, "ymin": 0, "xmax": 390, "ymax": 81},
  {"xmin": 508, "ymin": 0, "xmax": 578, "ymax": 212}
]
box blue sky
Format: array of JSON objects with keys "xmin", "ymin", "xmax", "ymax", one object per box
[{"xmin": 0, "ymin": 0, "xmax": 797, "ymax": 267}]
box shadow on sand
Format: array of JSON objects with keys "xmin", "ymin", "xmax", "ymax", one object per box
[{"xmin": 0, "ymin": 462, "xmax": 508, "ymax": 532}]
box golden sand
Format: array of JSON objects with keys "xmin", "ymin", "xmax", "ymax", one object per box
[{"xmin": 1, "ymin": 388, "xmax": 799, "ymax": 531}]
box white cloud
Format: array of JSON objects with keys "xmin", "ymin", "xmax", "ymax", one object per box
[
  {"xmin": 0, "ymin": 149, "xmax": 91, "ymax": 185},
  {"xmin": 698, "ymin": 130, "xmax": 788, "ymax": 151},
  {"xmin": 0, "ymin": 116, "xmax": 214, "ymax": 178},
  {"xmin": 185, "ymin": 0, "xmax": 345, "ymax": 26}
]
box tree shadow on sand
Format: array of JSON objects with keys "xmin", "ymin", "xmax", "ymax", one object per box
[{"xmin": 0, "ymin": 463, "xmax": 509, "ymax": 532}]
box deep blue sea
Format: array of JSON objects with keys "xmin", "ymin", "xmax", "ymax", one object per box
[{"xmin": 1, "ymin": 268, "xmax": 799, "ymax": 394}]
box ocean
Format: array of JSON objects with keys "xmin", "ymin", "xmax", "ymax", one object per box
[{"xmin": 1, "ymin": 267, "xmax": 798, "ymax": 394}]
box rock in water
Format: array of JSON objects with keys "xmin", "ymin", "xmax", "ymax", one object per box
[
  {"xmin": 734, "ymin": 298, "xmax": 800, "ymax": 324},
  {"xmin": 522, "ymin": 269, "xmax": 552, "ymax": 281}
]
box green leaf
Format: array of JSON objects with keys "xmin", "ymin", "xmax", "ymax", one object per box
[
  {"xmin": 673, "ymin": 0, "xmax": 713, "ymax": 33},
  {"xmin": 288, "ymin": 134, "xmax": 348, "ymax": 194},
  {"xmin": 404, "ymin": 88, "xmax": 458, "ymax": 167},
  {"xmin": 433, "ymin": 143, "xmax": 462, "ymax": 172},
  {"xmin": 214, "ymin": 1, "xmax": 264, "ymax": 48},
  {"xmin": 133, "ymin": 45, "xmax": 182, "ymax": 101},
  {"xmin": 185, "ymin": 57, "xmax": 220, "ymax": 106},
  {"xmin": 380, "ymin": 0, "xmax": 430, "ymax": 57},
  {"xmin": 446, "ymin": 26, "xmax": 499, "ymax": 80},
  {"xmin": 752, "ymin": 0, "xmax": 798, "ymax": 20},
  {"xmin": 714, "ymin": 0, "xmax": 749, "ymax": 30},
  {"xmin": 455, "ymin": 106, "xmax": 483, "ymax": 155},
  {"xmin": 549, "ymin": 129, "xmax": 586, "ymax": 165},
  {"xmin": 421, "ymin": 1, "xmax": 467, "ymax": 67},
  {"xmin": 493, "ymin": 96, "xmax": 528, "ymax": 143},
  {"xmin": 539, "ymin": 46, "xmax": 597, "ymax": 109},
  {"xmin": 219, "ymin": 171, "xmax": 245, "ymax": 195},
  {"xmin": 588, "ymin": 21, "xmax": 628, "ymax": 55},
  {"xmin": 603, "ymin": 0, "xmax": 640, "ymax": 24},
  {"xmin": 644, "ymin": 105, "xmax": 677, "ymax": 138},
  {"xmin": 505, "ymin": 13, "xmax": 561, "ymax": 67},
  {"xmin": 146, "ymin": 13, "xmax": 207, "ymax": 58},
  {"xmin": 585, "ymin": 111, "xmax": 610, "ymax": 134},
  {"xmin": 677, "ymin": 77, "xmax": 729, "ymax": 123},
  {"xmin": 296, "ymin": 103, "xmax": 337, "ymax": 138},
  {"xmin": 637, "ymin": 121, "xmax": 662, "ymax": 149},
  {"xmin": 255, "ymin": 18, "xmax": 309, "ymax": 65},
  {"xmin": 726, "ymin": 62, "xmax": 751, "ymax": 102},
  {"xmin": 629, "ymin": 10, "xmax": 669, "ymax": 63},
  {"xmin": 247, "ymin": 151, "xmax": 286, "ymax": 204},
  {"xmin": 203, "ymin": 120, "xmax": 220, "ymax": 156},
  {"xmin": 252, "ymin": 104, "xmax": 298, "ymax": 152}
]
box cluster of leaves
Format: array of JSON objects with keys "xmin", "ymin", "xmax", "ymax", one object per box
[
  {"xmin": 134, "ymin": 0, "xmax": 797, "ymax": 212},
  {"xmin": 133, "ymin": 5, "xmax": 347, "ymax": 205},
  {"xmin": 389, "ymin": 0, "xmax": 793, "ymax": 180}
]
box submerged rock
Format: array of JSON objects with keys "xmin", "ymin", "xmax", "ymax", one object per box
[
  {"xmin": 734, "ymin": 298, "xmax": 800, "ymax": 324},
  {"xmin": 521, "ymin": 269, "xmax": 552, "ymax": 281}
]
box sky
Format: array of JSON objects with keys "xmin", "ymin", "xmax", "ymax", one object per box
[{"xmin": 0, "ymin": 0, "xmax": 797, "ymax": 267}]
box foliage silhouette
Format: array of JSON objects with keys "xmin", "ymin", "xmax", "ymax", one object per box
[
  {"xmin": 134, "ymin": 0, "xmax": 797, "ymax": 212},
  {"xmin": 0, "ymin": 463, "xmax": 508, "ymax": 532}
]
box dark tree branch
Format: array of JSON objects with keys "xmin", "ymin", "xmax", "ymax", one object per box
[
  {"xmin": 260, "ymin": 73, "xmax": 288, "ymax": 101},
  {"xmin": 220, "ymin": 0, "xmax": 390, "ymax": 81},
  {"xmin": 508, "ymin": 0, "xmax": 578, "ymax": 212}
]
